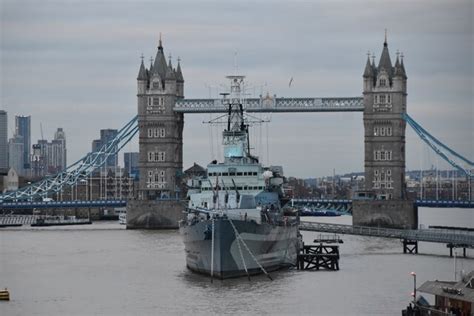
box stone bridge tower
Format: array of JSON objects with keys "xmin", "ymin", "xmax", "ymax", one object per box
[
  {"xmin": 353, "ymin": 37, "xmax": 417, "ymax": 229},
  {"xmin": 127, "ymin": 37, "xmax": 185, "ymax": 229}
]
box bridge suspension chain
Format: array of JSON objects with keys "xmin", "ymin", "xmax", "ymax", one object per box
[
  {"xmin": 404, "ymin": 113, "xmax": 473, "ymax": 177},
  {"xmin": 0, "ymin": 116, "xmax": 139, "ymax": 202}
]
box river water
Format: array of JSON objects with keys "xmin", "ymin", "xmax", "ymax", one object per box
[{"xmin": 1, "ymin": 207, "xmax": 473, "ymax": 316}]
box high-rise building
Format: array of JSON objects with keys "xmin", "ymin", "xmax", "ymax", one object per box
[
  {"xmin": 92, "ymin": 129, "xmax": 118, "ymax": 169},
  {"xmin": 31, "ymin": 128, "xmax": 67, "ymax": 177},
  {"xmin": 53, "ymin": 128, "xmax": 67, "ymax": 170},
  {"xmin": 0, "ymin": 111, "xmax": 8, "ymax": 172},
  {"xmin": 8, "ymin": 134, "xmax": 24, "ymax": 175},
  {"xmin": 31, "ymin": 142, "xmax": 45, "ymax": 178},
  {"xmin": 124, "ymin": 152, "xmax": 139, "ymax": 178},
  {"xmin": 15, "ymin": 115, "xmax": 31, "ymax": 170}
]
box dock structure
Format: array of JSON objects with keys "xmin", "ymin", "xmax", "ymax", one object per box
[
  {"xmin": 299, "ymin": 221, "xmax": 474, "ymax": 257},
  {"xmin": 297, "ymin": 234, "xmax": 342, "ymax": 271}
]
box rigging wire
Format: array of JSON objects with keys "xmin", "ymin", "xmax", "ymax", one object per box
[{"xmin": 209, "ymin": 114, "xmax": 215, "ymax": 160}]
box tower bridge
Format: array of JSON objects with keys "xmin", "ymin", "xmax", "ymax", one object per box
[{"xmin": 1, "ymin": 36, "xmax": 472, "ymax": 230}]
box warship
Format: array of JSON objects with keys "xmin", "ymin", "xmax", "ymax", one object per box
[{"xmin": 179, "ymin": 76, "xmax": 300, "ymax": 279}]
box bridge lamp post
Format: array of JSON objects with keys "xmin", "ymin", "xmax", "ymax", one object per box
[{"xmin": 410, "ymin": 271, "xmax": 416, "ymax": 304}]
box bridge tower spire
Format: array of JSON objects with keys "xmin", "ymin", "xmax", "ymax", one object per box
[{"xmin": 354, "ymin": 36, "xmax": 417, "ymax": 229}]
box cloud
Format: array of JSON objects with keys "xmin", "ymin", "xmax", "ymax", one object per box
[{"xmin": 1, "ymin": 0, "xmax": 472, "ymax": 177}]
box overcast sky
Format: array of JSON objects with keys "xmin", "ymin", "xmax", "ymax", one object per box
[{"xmin": 1, "ymin": 0, "xmax": 472, "ymax": 177}]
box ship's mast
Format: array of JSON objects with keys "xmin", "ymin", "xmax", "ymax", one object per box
[
  {"xmin": 225, "ymin": 75, "xmax": 246, "ymax": 133},
  {"xmin": 219, "ymin": 76, "xmax": 250, "ymax": 161}
]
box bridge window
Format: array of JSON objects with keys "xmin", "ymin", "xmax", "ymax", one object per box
[
  {"xmin": 381, "ymin": 128, "xmax": 385, "ymax": 136},
  {"xmin": 387, "ymin": 95, "xmax": 391, "ymax": 103},
  {"xmin": 153, "ymin": 97, "xmax": 164, "ymax": 106},
  {"xmin": 374, "ymin": 127, "xmax": 379, "ymax": 136},
  {"xmin": 379, "ymin": 79, "xmax": 387, "ymax": 87},
  {"xmin": 147, "ymin": 128, "xmax": 166, "ymax": 138},
  {"xmin": 147, "ymin": 170, "xmax": 166, "ymax": 189},
  {"xmin": 387, "ymin": 127, "xmax": 392, "ymax": 136},
  {"xmin": 158, "ymin": 152, "xmax": 165, "ymax": 162},
  {"xmin": 147, "ymin": 151, "xmax": 166, "ymax": 162},
  {"xmin": 379, "ymin": 95, "xmax": 386, "ymax": 103}
]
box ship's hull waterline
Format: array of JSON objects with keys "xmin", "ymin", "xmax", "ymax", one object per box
[{"xmin": 180, "ymin": 219, "xmax": 299, "ymax": 279}]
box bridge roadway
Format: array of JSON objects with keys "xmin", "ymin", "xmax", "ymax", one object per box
[
  {"xmin": 0, "ymin": 198, "xmax": 472, "ymax": 210},
  {"xmin": 299, "ymin": 221, "xmax": 474, "ymax": 249},
  {"xmin": 292, "ymin": 198, "xmax": 474, "ymax": 208}
]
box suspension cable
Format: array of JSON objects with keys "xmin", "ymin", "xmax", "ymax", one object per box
[{"xmin": 0, "ymin": 116, "xmax": 138, "ymax": 201}]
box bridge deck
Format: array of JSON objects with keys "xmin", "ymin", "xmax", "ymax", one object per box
[
  {"xmin": 299, "ymin": 221, "xmax": 474, "ymax": 248},
  {"xmin": 174, "ymin": 97, "xmax": 364, "ymax": 113},
  {"xmin": 292, "ymin": 198, "xmax": 474, "ymax": 208}
]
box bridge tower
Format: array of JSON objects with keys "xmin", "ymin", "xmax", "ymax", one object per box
[
  {"xmin": 127, "ymin": 37, "xmax": 186, "ymax": 229},
  {"xmin": 353, "ymin": 36, "xmax": 417, "ymax": 229}
]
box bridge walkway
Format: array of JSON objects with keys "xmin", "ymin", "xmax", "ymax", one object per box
[{"xmin": 299, "ymin": 221, "xmax": 474, "ymax": 253}]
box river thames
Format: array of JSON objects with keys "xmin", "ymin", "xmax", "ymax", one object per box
[{"xmin": 1, "ymin": 207, "xmax": 473, "ymax": 315}]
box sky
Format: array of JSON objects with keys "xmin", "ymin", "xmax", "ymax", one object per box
[{"xmin": 1, "ymin": 0, "xmax": 473, "ymax": 178}]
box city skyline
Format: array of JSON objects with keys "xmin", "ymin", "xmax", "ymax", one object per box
[{"xmin": 1, "ymin": 0, "xmax": 472, "ymax": 177}]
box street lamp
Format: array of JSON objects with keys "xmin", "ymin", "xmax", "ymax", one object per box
[{"xmin": 410, "ymin": 271, "xmax": 417, "ymax": 304}]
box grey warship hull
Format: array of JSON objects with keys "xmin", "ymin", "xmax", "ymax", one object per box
[{"xmin": 180, "ymin": 218, "xmax": 299, "ymax": 279}]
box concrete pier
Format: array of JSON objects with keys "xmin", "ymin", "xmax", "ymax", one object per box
[
  {"xmin": 352, "ymin": 199, "xmax": 418, "ymax": 229},
  {"xmin": 126, "ymin": 199, "xmax": 185, "ymax": 229}
]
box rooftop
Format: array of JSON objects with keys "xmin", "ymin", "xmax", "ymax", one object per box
[{"xmin": 418, "ymin": 270, "xmax": 474, "ymax": 303}]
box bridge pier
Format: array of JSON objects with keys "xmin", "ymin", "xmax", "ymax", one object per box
[
  {"xmin": 402, "ymin": 239, "xmax": 418, "ymax": 254},
  {"xmin": 353, "ymin": 200, "xmax": 418, "ymax": 229},
  {"xmin": 447, "ymin": 244, "xmax": 467, "ymax": 258},
  {"xmin": 126, "ymin": 199, "xmax": 184, "ymax": 229}
]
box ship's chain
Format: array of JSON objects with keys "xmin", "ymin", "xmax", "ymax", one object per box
[
  {"xmin": 233, "ymin": 220, "xmax": 250, "ymax": 280},
  {"xmin": 228, "ymin": 218, "xmax": 273, "ymax": 281}
]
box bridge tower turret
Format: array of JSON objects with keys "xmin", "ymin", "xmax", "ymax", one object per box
[
  {"xmin": 127, "ymin": 36, "xmax": 185, "ymax": 229},
  {"xmin": 354, "ymin": 36, "xmax": 417, "ymax": 229}
]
